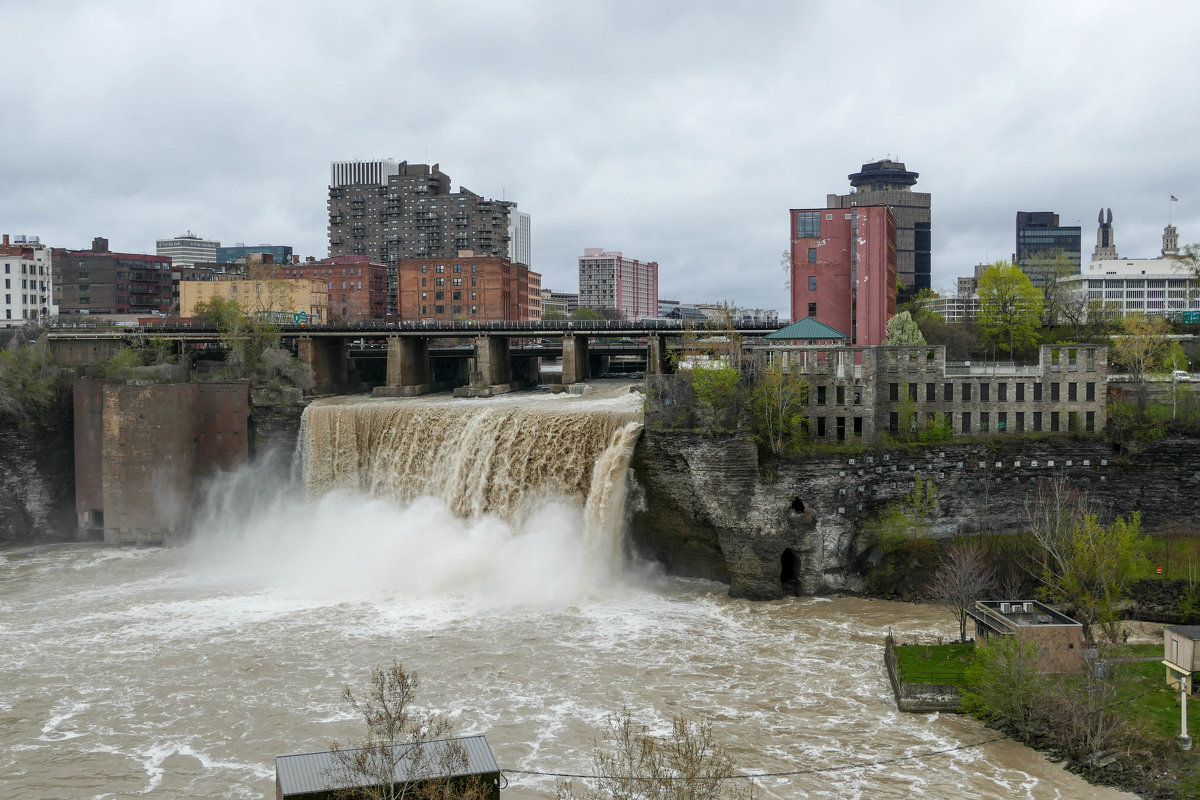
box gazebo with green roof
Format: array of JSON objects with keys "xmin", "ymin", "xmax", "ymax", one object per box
[{"xmin": 764, "ymin": 317, "xmax": 849, "ymax": 344}]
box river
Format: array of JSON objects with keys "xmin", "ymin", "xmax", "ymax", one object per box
[{"xmin": 0, "ymin": 384, "xmax": 1136, "ymax": 799}]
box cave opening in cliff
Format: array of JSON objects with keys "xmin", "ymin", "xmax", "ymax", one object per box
[
  {"xmin": 781, "ymin": 548, "xmax": 799, "ymax": 589},
  {"xmin": 791, "ymin": 497, "xmax": 806, "ymax": 513}
]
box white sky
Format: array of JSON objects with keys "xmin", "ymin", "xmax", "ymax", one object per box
[{"xmin": 3, "ymin": 0, "xmax": 1197, "ymax": 315}]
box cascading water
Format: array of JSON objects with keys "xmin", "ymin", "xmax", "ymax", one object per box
[{"xmin": 296, "ymin": 389, "xmax": 644, "ymax": 564}]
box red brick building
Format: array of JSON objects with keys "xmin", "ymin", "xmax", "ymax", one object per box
[
  {"xmin": 789, "ymin": 205, "xmax": 896, "ymax": 346},
  {"xmin": 397, "ymin": 252, "xmax": 533, "ymax": 321},
  {"xmin": 53, "ymin": 237, "xmax": 172, "ymax": 316},
  {"xmin": 278, "ymin": 255, "xmax": 387, "ymax": 322}
]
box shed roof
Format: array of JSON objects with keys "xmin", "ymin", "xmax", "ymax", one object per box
[
  {"xmin": 275, "ymin": 734, "xmax": 499, "ymax": 798},
  {"xmin": 1165, "ymin": 625, "xmax": 1200, "ymax": 641},
  {"xmin": 764, "ymin": 317, "xmax": 848, "ymax": 341}
]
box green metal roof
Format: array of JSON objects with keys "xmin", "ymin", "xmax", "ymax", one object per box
[{"xmin": 764, "ymin": 317, "xmax": 848, "ymax": 340}]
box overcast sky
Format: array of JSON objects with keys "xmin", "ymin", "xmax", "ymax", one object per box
[{"xmin": 4, "ymin": 1, "xmax": 1198, "ymax": 315}]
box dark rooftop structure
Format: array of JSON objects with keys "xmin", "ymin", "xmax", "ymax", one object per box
[{"xmin": 275, "ymin": 734, "xmax": 500, "ymax": 800}]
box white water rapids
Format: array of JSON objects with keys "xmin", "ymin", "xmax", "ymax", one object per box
[{"xmin": 0, "ymin": 382, "xmax": 1134, "ymax": 799}]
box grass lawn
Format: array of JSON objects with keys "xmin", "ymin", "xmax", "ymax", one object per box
[
  {"xmin": 1107, "ymin": 643, "xmax": 1200, "ymax": 744},
  {"xmin": 894, "ymin": 642, "xmax": 975, "ymax": 686}
]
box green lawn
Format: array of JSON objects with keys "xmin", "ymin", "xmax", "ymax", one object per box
[
  {"xmin": 1107, "ymin": 644, "xmax": 1200, "ymax": 743},
  {"xmin": 894, "ymin": 642, "xmax": 975, "ymax": 686}
]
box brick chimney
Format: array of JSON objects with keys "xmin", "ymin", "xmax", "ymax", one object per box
[{"xmin": 92, "ymin": 237, "xmax": 109, "ymax": 253}]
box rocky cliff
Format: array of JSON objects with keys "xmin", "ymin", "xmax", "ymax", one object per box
[
  {"xmin": 629, "ymin": 430, "xmax": 1200, "ymax": 600},
  {"xmin": 0, "ymin": 405, "xmax": 77, "ymax": 544}
]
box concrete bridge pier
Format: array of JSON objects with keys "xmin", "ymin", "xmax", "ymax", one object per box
[
  {"xmin": 373, "ymin": 337, "xmax": 445, "ymax": 397},
  {"xmin": 297, "ymin": 337, "xmax": 348, "ymax": 395},
  {"xmin": 48, "ymin": 337, "xmax": 127, "ymax": 367},
  {"xmin": 511, "ymin": 355, "xmax": 541, "ymax": 385},
  {"xmin": 562, "ymin": 334, "xmax": 590, "ymax": 385},
  {"xmin": 456, "ymin": 335, "xmax": 520, "ymax": 397},
  {"xmin": 647, "ymin": 334, "xmax": 668, "ymax": 375}
]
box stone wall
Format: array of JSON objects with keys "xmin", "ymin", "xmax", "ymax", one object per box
[
  {"xmin": 629, "ymin": 428, "xmax": 1200, "ymax": 600},
  {"xmin": 0, "ymin": 405, "xmax": 76, "ymax": 544}
]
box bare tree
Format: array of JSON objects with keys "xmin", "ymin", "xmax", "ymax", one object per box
[
  {"xmin": 556, "ymin": 708, "xmax": 754, "ymax": 800},
  {"xmin": 926, "ymin": 542, "xmax": 996, "ymax": 642},
  {"xmin": 326, "ymin": 661, "xmax": 490, "ymax": 800}
]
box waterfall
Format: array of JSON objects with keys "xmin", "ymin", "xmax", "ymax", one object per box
[{"xmin": 297, "ymin": 395, "xmax": 644, "ymax": 561}]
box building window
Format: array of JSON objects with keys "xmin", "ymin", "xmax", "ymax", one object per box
[
  {"xmin": 836, "ymin": 417, "xmax": 845, "ymax": 442},
  {"xmin": 961, "ymin": 382, "xmax": 971, "ymax": 401},
  {"xmin": 998, "ymin": 383, "xmax": 1007, "ymax": 402},
  {"xmin": 435, "ymin": 265, "xmax": 445, "ymax": 273},
  {"xmin": 1051, "ymin": 383, "xmax": 1060, "ymax": 402},
  {"xmin": 1068, "ymin": 383, "xmax": 1077, "ymax": 401},
  {"xmin": 435, "ymin": 305, "xmax": 445, "ymax": 314},
  {"xmin": 853, "ymin": 417, "xmax": 863, "ymax": 438},
  {"xmin": 1050, "ymin": 411, "xmax": 1060, "ymax": 432},
  {"xmin": 944, "ymin": 382, "xmax": 953, "ymax": 402},
  {"xmin": 808, "ymin": 249, "xmax": 816, "ymax": 264},
  {"xmin": 1033, "ymin": 411, "xmax": 1043, "ymax": 431},
  {"xmin": 926, "ymin": 383, "xmax": 935, "ymax": 402},
  {"xmin": 1033, "ymin": 382, "xmax": 1042, "ymax": 402},
  {"xmin": 1016, "ymin": 411, "xmax": 1025, "ymax": 432},
  {"xmin": 817, "ymin": 385, "xmax": 826, "ymax": 405},
  {"xmin": 853, "ymin": 386, "xmax": 862, "ymax": 405},
  {"xmin": 1086, "ymin": 411, "xmax": 1095, "ymax": 432},
  {"xmin": 961, "ymin": 412, "xmax": 971, "ymax": 433},
  {"xmin": 980, "ymin": 412, "xmax": 989, "ymax": 432},
  {"xmin": 888, "ymin": 383, "xmax": 898, "ymax": 402},
  {"xmin": 436, "ymin": 277, "xmax": 444, "ymax": 286},
  {"xmin": 998, "ymin": 411, "xmax": 1007, "ymax": 432},
  {"xmin": 836, "ymin": 386, "xmax": 845, "ymax": 405},
  {"xmin": 1086, "ymin": 382, "xmax": 1095, "ymax": 401},
  {"xmin": 817, "ymin": 416, "xmax": 826, "ymax": 437},
  {"xmin": 1017, "ymin": 382, "xmax": 1025, "ymax": 402},
  {"xmin": 808, "ymin": 275, "xmax": 816, "ymax": 290},
  {"xmin": 807, "ymin": 302, "xmax": 817, "ymax": 318},
  {"xmin": 795, "ymin": 211, "xmax": 820, "ymax": 238},
  {"xmin": 435, "ymin": 291, "xmax": 444, "ymax": 300},
  {"xmin": 889, "ymin": 412, "xmax": 898, "ymax": 433},
  {"xmin": 980, "ymin": 383, "xmax": 990, "ymax": 402}
]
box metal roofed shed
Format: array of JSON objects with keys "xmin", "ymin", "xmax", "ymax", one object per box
[
  {"xmin": 1164, "ymin": 625, "xmax": 1200, "ymax": 691},
  {"xmin": 275, "ymin": 734, "xmax": 500, "ymax": 800},
  {"xmin": 966, "ymin": 600, "xmax": 1085, "ymax": 673}
]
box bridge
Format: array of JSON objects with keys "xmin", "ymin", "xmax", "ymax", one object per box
[{"xmin": 44, "ymin": 319, "xmax": 783, "ymax": 396}]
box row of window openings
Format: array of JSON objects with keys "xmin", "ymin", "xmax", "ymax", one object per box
[
  {"xmin": 884, "ymin": 381, "xmax": 1095, "ymax": 403},
  {"xmin": 3, "ymin": 263, "xmax": 46, "ymax": 275},
  {"xmin": 888, "ymin": 410, "xmax": 1095, "ymax": 434},
  {"xmin": 421, "ymin": 277, "xmax": 474, "ymax": 287},
  {"xmin": 422, "ymin": 291, "xmax": 475, "ymax": 301},
  {"xmin": 4, "ymin": 294, "xmax": 47, "ymax": 305},
  {"xmin": 420, "ymin": 305, "xmax": 478, "ymax": 315},
  {"xmin": 4, "ymin": 279, "xmax": 47, "ymax": 290}
]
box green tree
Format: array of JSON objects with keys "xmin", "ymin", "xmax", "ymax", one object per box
[
  {"xmin": 326, "ymin": 661, "xmax": 490, "ymax": 800},
  {"xmin": 555, "ymin": 708, "xmax": 753, "ymax": 800},
  {"xmin": 977, "ymin": 262, "xmax": 1044, "ymax": 360},
  {"xmin": 690, "ymin": 361, "xmax": 742, "ymax": 432},
  {"xmin": 569, "ymin": 308, "xmax": 601, "ymax": 321},
  {"xmin": 542, "ymin": 308, "xmax": 566, "ymax": 321},
  {"xmin": 1110, "ymin": 312, "xmax": 1171, "ymax": 414},
  {"xmin": 748, "ymin": 360, "xmax": 810, "ymax": 455},
  {"xmin": 1172, "ymin": 242, "xmax": 1200, "ymax": 300},
  {"xmin": 960, "ymin": 634, "xmax": 1046, "ymax": 737},
  {"xmin": 0, "ymin": 334, "xmax": 59, "ymax": 422},
  {"xmin": 1023, "ymin": 478, "xmax": 1149, "ymax": 643},
  {"xmin": 882, "ymin": 310, "xmax": 926, "ymax": 345},
  {"xmin": 1029, "ymin": 250, "xmax": 1077, "ymax": 326}
]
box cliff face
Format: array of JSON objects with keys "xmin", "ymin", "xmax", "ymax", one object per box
[
  {"xmin": 0, "ymin": 406, "xmax": 77, "ymax": 544},
  {"xmin": 629, "ymin": 431, "xmax": 1200, "ymax": 600}
]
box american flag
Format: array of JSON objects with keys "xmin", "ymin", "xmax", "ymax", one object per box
[{"xmin": 1171, "ymin": 195, "xmax": 1179, "ymax": 202}]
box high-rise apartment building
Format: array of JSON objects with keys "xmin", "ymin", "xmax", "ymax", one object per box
[
  {"xmin": 789, "ymin": 206, "xmax": 897, "ymax": 346},
  {"xmin": 827, "ymin": 160, "xmax": 930, "ymax": 299},
  {"xmin": 509, "ymin": 211, "xmax": 531, "ymax": 267},
  {"xmin": 1014, "ymin": 211, "xmax": 1081, "ymax": 289},
  {"xmin": 327, "ymin": 160, "xmax": 521, "ymax": 265},
  {"xmin": 577, "ymin": 248, "xmax": 658, "ymax": 320},
  {"xmin": 53, "ymin": 237, "xmax": 172, "ymax": 316},
  {"xmin": 156, "ymin": 232, "xmax": 219, "ymax": 269},
  {"xmin": 1, "ymin": 234, "xmax": 54, "ymax": 326},
  {"xmin": 397, "ymin": 252, "xmax": 535, "ymax": 322}
]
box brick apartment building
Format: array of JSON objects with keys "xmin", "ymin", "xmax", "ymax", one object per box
[
  {"xmin": 577, "ymin": 248, "xmax": 658, "ymax": 320},
  {"xmin": 54, "ymin": 237, "xmax": 172, "ymax": 316},
  {"xmin": 397, "ymin": 252, "xmax": 537, "ymax": 322},
  {"xmin": 278, "ymin": 255, "xmax": 388, "ymax": 322},
  {"xmin": 789, "ymin": 205, "xmax": 896, "ymax": 346}
]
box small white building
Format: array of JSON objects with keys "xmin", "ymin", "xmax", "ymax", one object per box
[
  {"xmin": 1, "ymin": 234, "xmax": 54, "ymax": 326},
  {"xmin": 156, "ymin": 232, "xmax": 220, "ymax": 269}
]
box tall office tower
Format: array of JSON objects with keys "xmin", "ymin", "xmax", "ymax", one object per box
[
  {"xmin": 508, "ymin": 210, "xmax": 531, "ymax": 267},
  {"xmin": 1, "ymin": 234, "xmax": 54, "ymax": 325},
  {"xmin": 827, "ymin": 159, "xmax": 930, "ymax": 300},
  {"xmin": 156, "ymin": 232, "xmax": 220, "ymax": 269},
  {"xmin": 790, "ymin": 206, "xmax": 896, "ymax": 346},
  {"xmin": 577, "ymin": 248, "xmax": 659, "ymax": 320},
  {"xmin": 327, "ymin": 160, "xmax": 518, "ymax": 265},
  {"xmin": 1014, "ymin": 211, "xmax": 1081, "ymax": 289}
]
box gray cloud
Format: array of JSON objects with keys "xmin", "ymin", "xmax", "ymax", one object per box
[{"xmin": 3, "ymin": 0, "xmax": 1197, "ymax": 314}]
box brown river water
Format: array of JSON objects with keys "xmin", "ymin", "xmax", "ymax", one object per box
[{"xmin": 0, "ymin": 385, "xmax": 1136, "ymax": 798}]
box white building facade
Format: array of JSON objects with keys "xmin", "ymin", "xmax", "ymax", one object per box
[
  {"xmin": 578, "ymin": 248, "xmax": 658, "ymax": 320},
  {"xmin": 508, "ymin": 210, "xmax": 531, "ymax": 267},
  {"xmin": 1, "ymin": 234, "xmax": 54, "ymax": 326},
  {"xmin": 1056, "ymin": 220, "xmax": 1197, "ymax": 319},
  {"xmin": 156, "ymin": 232, "xmax": 220, "ymax": 269}
]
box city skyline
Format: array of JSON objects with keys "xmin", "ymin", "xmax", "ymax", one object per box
[{"xmin": 3, "ymin": 2, "xmax": 1197, "ymax": 313}]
